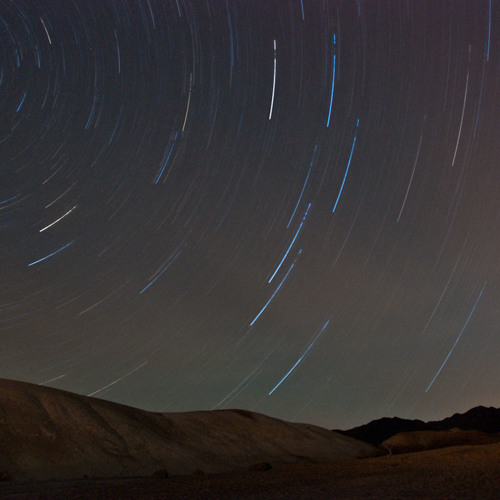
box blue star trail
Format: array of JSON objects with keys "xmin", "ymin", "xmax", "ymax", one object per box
[
  {"xmin": 332, "ymin": 119, "xmax": 359, "ymax": 213},
  {"xmin": 426, "ymin": 283, "xmax": 487, "ymax": 393},
  {"xmin": 28, "ymin": 241, "xmax": 74, "ymax": 267},
  {"xmin": 269, "ymin": 317, "xmax": 332, "ymax": 395}
]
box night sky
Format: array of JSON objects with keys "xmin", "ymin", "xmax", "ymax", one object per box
[{"xmin": 1, "ymin": 0, "xmax": 499, "ymax": 429}]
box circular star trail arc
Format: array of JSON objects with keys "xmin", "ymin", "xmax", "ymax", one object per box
[{"xmin": 1, "ymin": 0, "xmax": 499, "ymax": 429}]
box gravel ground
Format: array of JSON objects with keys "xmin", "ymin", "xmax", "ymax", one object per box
[{"xmin": 1, "ymin": 443, "xmax": 500, "ymax": 499}]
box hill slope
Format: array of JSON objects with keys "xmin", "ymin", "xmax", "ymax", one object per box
[{"xmin": 0, "ymin": 378, "xmax": 380, "ymax": 480}]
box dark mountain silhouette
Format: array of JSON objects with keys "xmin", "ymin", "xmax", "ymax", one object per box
[
  {"xmin": 436, "ymin": 406, "xmax": 500, "ymax": 434},
  {"xmin": 337, "ymin": 406, "xmax": 500, "ymax": 446},
  {"xmin": 335, "ymin": 417, "xmax": 428, "ymax": 446}
]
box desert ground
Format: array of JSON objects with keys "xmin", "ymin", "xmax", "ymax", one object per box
[{"xmin": 1, "ymin": 443, "xmax": 500, "ymax": 499}]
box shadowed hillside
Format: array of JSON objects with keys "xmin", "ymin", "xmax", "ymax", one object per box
[{"xmin": 0, "ymin": 378, "xmax": 380, "ymax": 481}]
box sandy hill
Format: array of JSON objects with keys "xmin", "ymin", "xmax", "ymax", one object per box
[
  {"xmin": 381, "ymin": 428, "xmax": 500, "ymax": 455},
  {"xmin": 0, "ymin": 378, "xmax": 380, "ymax": 481}
]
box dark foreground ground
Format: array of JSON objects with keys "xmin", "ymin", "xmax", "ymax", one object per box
[{"xmin": 2, "ymin": 443, "xmax": 500, "ymax": 499}]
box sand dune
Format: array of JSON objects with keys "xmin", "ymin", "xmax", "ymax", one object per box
[
  {"xmin": 382, "ymin": 428, "xmax": 500, "ymax": 455},
  {"xmin": 0, "ymin": 378, "xmax": 380, "ymax": 481}
]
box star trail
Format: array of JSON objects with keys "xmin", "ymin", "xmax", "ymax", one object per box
[{"xmin": 1, "ymin": 0, "xmax": 499, "ymax": 429}]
